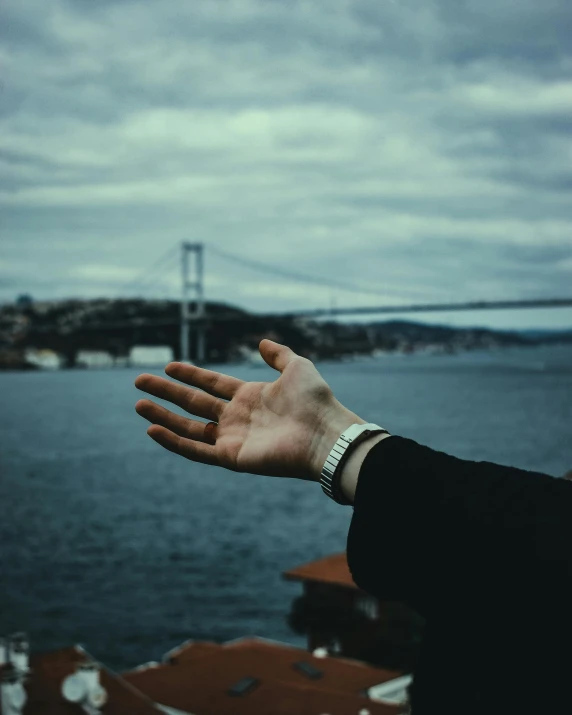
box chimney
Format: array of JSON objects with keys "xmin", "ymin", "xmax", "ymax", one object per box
[
  {"xmin": 77, "ymin": 661, "xmax": 100, "ymax": 694},
  {"xmin": 62, "ymin": 660, "xmax": 108, "ymax": 713},
  {"xmin": 7, "ymin": 634, "xmax": 29, "ymax": 676},
  {"xmin": 1, "ymin": 664, "xmax": 27, "ymax": 715}
]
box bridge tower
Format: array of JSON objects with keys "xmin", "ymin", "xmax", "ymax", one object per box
[{"xmin": 181, "ymin": 242, "xmax": 206, "ymax": 364}]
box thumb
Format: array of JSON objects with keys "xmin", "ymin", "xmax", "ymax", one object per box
[{"xmin": 259, "ymin": 339, "xmax": 299, "ymax": 373}]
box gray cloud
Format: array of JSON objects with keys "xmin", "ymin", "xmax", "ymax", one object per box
[{"xmin": 1, "ymin": 0, "xmax": 571, "ymax": 328}]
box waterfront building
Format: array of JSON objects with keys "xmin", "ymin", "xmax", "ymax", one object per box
[
  {"xmin": 284, "ymin": 553, "xmax": 425, "ymax": 673},
  {"xmin": 0, "ymin": 633, "xmax": 408, "ymax": 714},
  {"xmin": 124, "ymin": 636, "xmax": 406, "ymax": 714}
]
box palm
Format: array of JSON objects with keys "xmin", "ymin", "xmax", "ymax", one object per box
[
  {"xmin": 215, "ymin": 373, "xmax": 325, "ymax": 479},
  {"xmin": 134, "ymin": 340, "xmax": 345, "ymax": 482}
]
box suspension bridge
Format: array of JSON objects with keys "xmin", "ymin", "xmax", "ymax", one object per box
[
  {"xmin": 136, "ymin": 242, "xmax": 572, "ymax": 363},
  {"xmin": 21, "ymin": 242, "xmax": 572, "ymax": 365}
]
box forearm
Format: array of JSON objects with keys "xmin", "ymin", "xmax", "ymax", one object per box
[
  {"xmin": 347, "ymin": 436, "xmax": 572, "ymax": 617},
  {"xmin": 338, "ymin": 432, "xmax": 393, "ymax": 502}
]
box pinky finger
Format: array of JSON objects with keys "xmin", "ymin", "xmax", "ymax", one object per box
[{"xmin": 147, "ymin": 424, "xmax": 220, "ymax": 466}]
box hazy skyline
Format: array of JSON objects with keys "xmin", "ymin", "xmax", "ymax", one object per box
[{"xmin": 1, "ymin": 0, "xmax": 571, "ymax": 329}]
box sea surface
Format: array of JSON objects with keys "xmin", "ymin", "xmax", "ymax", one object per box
[{"xmin": 1, "ymin": 344, "xmax": 571, "ymax": 671}]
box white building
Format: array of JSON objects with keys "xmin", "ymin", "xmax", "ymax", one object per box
[
  {"xmin": 24, "ymin": 349, "xmax": 64, "ymax": 370},
  {"xmin": 129, "ymin": 346, "xmax": 174, "ymax": 368},
  {"xmin": 76, "ymin": 351, "xmax": 115, "ymax": 369}
]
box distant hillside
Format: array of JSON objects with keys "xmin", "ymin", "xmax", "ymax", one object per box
[
  {"xmin": 323, "ymin": 318, "xmax": 534, "ymax": 356},
  {"xmin": 0, "ymin": 298, "xmax": 320, "ymax": 368},
  {"xmin": 516, "ymin": 329, "xmax": 572, "ymax": 342},
  {"xmin": 0, "ymin": 297, "xmax": 568, "ymax": 369},
  {"xmin": 368, "ymin": 319, "xmax": 529, "ymax": 345}
]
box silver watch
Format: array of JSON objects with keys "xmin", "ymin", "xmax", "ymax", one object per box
[{"xmin": 320, "ymin": 423, "xmax": 389, "ymax": 505}]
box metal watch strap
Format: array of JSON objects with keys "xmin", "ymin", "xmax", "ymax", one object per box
[{"xmin": 320, "ymin": 423, "xmax": 389, "ymax": 505}]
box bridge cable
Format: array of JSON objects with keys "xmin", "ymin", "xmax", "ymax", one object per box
[
  {"xmin": 207, "ymin": 245, "xmax": 401, "ymax": 299},
  {"xmin": 127, "ymin": 251, "xmax": 181, "ymax": 298},
  {"xmin": 117, "ymin": 244, "xmax": 180, "ymax": 296}
]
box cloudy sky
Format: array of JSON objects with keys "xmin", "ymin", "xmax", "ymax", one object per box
[{"xmin": 1, "ymin": 0, "xmax": 571, "ymax": 328}]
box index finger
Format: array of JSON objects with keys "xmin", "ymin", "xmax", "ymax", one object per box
[{"xmin": 165, "ymin": 362, "xmax": 245, "ymax": 400}]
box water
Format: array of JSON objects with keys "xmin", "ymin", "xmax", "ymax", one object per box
[{"xmin": 0, "ymin": 344, "xmax": 571, "ymax": 671}]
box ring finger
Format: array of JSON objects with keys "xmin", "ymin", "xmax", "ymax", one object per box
[{"xmin": 136, "ymin": 399, "xmax": 217, "ymax": 444}]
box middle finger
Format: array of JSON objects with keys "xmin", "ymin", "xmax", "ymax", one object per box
[{"xmin": 135, "ymin": 373, "xmax": 225, "ymax": 421}]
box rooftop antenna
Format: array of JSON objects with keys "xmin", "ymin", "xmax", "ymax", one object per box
[
  {"xmin": 7, "ymin": 634, "xmax": 29, "ymax": 676},
  {"xmin": 1, "ymin": 665, "xmax": 27, "ymax": 715}
]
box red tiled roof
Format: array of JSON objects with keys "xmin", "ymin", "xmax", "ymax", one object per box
[
  {"xmin": 123, "ymin": 640, "xmax": 223, "ymax": 676},
  {"xmin": 124, "ymin": 636, "xmax": 405, "ymax": 715},
  {"xmin": 164, "ymin": 639, "xmax": 222, "ymax": 665},
  {"xmin": 222, "ymin": 637, "xmax": 403, "ymax": 688},
  {"xmin": 211, "ymin": 678, "xmax": 404, "ymax": 715},
  {"xmin": 283, "ymin": 552, "xmax": 359, "ymax": 589},
  {"xmin": 23, "ymin": 645, "xmax": 160, "ymax": 714}
]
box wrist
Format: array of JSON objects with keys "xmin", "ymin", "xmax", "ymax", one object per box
[{"xmin": 309, "ymin": 399, "xmax": 367, "ymax": 482}]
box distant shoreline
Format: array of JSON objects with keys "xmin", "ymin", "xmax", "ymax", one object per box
[{"xmin": 1, "ymin": 297, "xmax": 570, "ymax": 371}]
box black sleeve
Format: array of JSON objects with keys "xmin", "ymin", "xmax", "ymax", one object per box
[{"xmin": 346, "ymin": 435, "xmax": 572, "ymax": 621}]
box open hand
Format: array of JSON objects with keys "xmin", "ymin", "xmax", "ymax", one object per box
[{"xmin": 134, "ymin": 339, "xmax": 363, "ymax": 481}]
